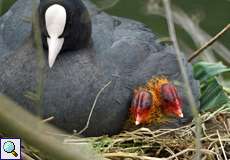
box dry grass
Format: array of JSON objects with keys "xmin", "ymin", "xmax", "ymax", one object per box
[
  {"xmin": 1, "ymin": 103, "xmax": 230, "ymax": 160},
  {"xmin": 61, "ymin": 105, "xmax": 230, "ymax": 160}
]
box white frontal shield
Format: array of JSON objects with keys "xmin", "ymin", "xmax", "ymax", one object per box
[{"xmin": 45, "ymin": 4, "xmax": 67, "ymax": 68}]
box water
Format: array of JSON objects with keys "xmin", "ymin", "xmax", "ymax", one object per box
[
  {"xmin": 0, "ymin": 0, "xmax": 15, "ymax": 15},
  {"xmin": 103, "ymin": 0, "xmax": 230, "ymax": 49},
  {"xmin": 1, "ymin": 0, "xmax": 229, "ymax": 50}
]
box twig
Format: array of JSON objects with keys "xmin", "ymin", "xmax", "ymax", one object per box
[
  {"xmin": 103, "ymin": 152, "xmax": 165, "ymax": 160},
  {"xmin": 188, "ymin": 24, "xmax": 230, "ymax": 62},
  {"xmin": 22, "ymin": 152, "xmax": 36, "ymax": 160},
  {"xmin": 162, "ymin": 0, "xmax": 201, "ymax": 159},
  {"xmin": 151, "ymin": 124, "xmax": 192, "ymax": 138},
  {"xmin": 77, "ymin": 81, "xmax": 112, "ymax": 135},
  {"xmin": 31, "ymin": 153, "xmax": 43, "ymax": 160},
  {"xmin": 217, "ymin": 130, "xmax": 228, "ymax": 160},
  {"xmin": 166, "ymin": 148, "xmax": 217, "ymax": 160},
  {"xmin": 41, "ymin": 116, "xmax": 54, "ymax": 123},
  {"xmin": 165, "ymin": 147, "xmax": 179, "ymax": 160},
  {"xmin": 32, "ymin": 0, "xmax": 46, "ymax": 118}
]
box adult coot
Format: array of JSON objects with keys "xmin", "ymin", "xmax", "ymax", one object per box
[{"xmin": 0, "ymin": 0, "xmax": 200, "ymax": 136}]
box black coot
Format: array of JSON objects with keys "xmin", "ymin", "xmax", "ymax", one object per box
[{"xmin": 0, "ymin": 0, "xmax": 200, "ymax": 136}]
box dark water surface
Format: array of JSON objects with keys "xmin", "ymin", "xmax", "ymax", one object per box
[{"xmin": 103, "ymin": 0, "xmax": 230, "ymax": 49}]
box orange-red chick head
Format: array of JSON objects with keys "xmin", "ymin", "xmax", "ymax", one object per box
[
  {"xmin": 160, "ymin": 83, "xmax": 183, "ymax": 118},
  {"xmin": 130, "ymin": 90, "xmax": 152, "ymax": 125}
]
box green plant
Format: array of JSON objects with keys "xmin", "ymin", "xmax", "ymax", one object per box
[{"xmin": 193, "ymin": 61, "xmax": 230, "ymax": 112}]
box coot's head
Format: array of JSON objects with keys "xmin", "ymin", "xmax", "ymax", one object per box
[
  {"xmin": 130, "ymin": 79, "xmax": 183, "ymax": 126},
  {"xmin": 38, "ymin": 0, "xmax": 92, "ymax": 68},
  {"xmin": 160, "ymin": 83, "xmax": 183, "ymax": 118},
  {"xmin": 130, "ymin": 90, "xmax": 153, "ymax": 125}
]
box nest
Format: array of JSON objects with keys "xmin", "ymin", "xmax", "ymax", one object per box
[
  {"xmin": 5, "ymin": 105, "xmax": 230, "ymax": 160},
  {"xmin": 63, "ymin": 106, "xmax": 230, "ymax": 160}
]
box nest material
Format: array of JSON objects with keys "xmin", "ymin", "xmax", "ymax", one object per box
[
  {"xmin": 64, "ymin": 106, "xmax": 230, "ymax": 160},
  {"xmin": 9, "ymin": 106, "xmax": 230, "ymax": 160}
]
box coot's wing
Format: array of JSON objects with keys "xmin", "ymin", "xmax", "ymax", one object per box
[{"xmin": 0, "ymin": 0, "xmax": 39, "ymax": 57}]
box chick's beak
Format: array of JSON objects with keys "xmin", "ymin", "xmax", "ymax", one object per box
[
  {"xmin": 135, "ymin": 121, "xmax": 140, "ymax": 125},
  {"xmin": 176, "ymin": 110, "xmax": 184, "ymax": 118},
  {"xmin": 134, "ymin": 114, "xmax": 142, "ymax": 126},
  {"xmin": 175, "ymin": 99, "xmax": 183, "ymax": 118}
]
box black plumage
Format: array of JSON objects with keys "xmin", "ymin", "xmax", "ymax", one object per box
[
  {"xmin": 0, "ymin": 0, "xmax": 200, "ymax": 136},
  {"xmin": 38, "ymin": 0, "xmax": 92, "ymax": 51}
]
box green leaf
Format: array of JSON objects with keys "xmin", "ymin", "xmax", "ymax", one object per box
[
  {"xmin": 193, "ymin": 61, "xmax": 230, "ymax": 82},
  {"xmin": 0, "ymin": 0, "xmax": 16, "ymax": 16},
  {"xmin": 200, "ymin": 78, "xmax": 229, "ymax": 112},
  {"xmin": 193, "ymin": 61, "xmax": 230, "ymax": 112}
]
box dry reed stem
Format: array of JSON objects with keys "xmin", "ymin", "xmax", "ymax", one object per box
[
  {"xmin": 166, "ymin": 148, "xmax": 218, "ymax": 160},
  {"xmin": 188, "ymin": 24, "xmax": 230, "ymax": 62},
  {"xmin": 217, "ymin": 130, "xmax": 227, "ymax": 160},
  {"xmin": 103, "ymin": 152, "xmax": 164, "ymax": 160},
  {"xmin": 77, "ymin": 81, "xmax": 112, "ymax": 135},
  {"xmin": 162, "ymin": 0, "xmax": 202, "ymax": 158},
  {"xmin": 41, "ymin": 116, "xmax": 55, "ymax": 123},
  {"xmin": 22, "ymin": 152, "xmax": 36, "ymax": 160}
]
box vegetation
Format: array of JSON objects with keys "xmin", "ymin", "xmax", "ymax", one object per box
[{"xmin": 0, "ymin": 0, "xmax": 229, "ymax": 159}]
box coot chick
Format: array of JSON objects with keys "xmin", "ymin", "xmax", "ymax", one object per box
[{"xmin": 128, "ymin": 76, "xmax": 184, "ymax": 128}]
